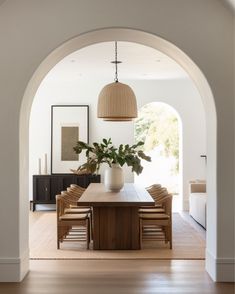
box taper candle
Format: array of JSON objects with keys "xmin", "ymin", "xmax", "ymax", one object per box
[
  {"xmin": 38, "ymin": 158, "xmax": 41, "ymax": 175},
  {"xmin": 44, "ymin": 153, "xmax": 47, "ymax": 175}
]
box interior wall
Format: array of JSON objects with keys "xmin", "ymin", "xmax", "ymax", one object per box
[{"xmin": 29, "ymin": 77, "xmax": 206, "ymax": 211}]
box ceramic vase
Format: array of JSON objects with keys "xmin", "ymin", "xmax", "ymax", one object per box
[{"xmin": 104, "ymin": 163, "xmax": 124, "ymax": 192}]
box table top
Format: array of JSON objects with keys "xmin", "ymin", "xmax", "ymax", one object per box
[{"xmin": 77, "ymin": 183, "xmax": 155, "ymax": 207}]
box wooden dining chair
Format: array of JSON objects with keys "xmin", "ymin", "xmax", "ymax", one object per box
[
  {"xmin": 70, "ymin": 184, "xmax": 86, "ymax": 193},
  {"xmin": 139, "ymin": 193, "xmax": 173, "ymax": 249},
  {"xmin": 66, "ymin": 185, "xmax": 88, "ymax": 206},
  {"xmin": 60, "ymin": 190, "xmax": 91, "ymax": 214},
  {"xmin": 148, "ymin": 190, "xmax": 169, "ymax": 206},
  {"xmin": 145, "ymin": 183, "xmax": 162, "ymax": 192},
  {"xmin": 61, "ymin": 189, "xmax": 93, "ymax": 239},
  {"xmin": 56, "ymin": 194, "xmax": 90, "ymax": 249},
  {"xmin": 139, "ymin": 185, "xmax": 168, "ymax": 212},
  {"xmin": 67, "ymin": 184, "xmax": 85, "ymax": 198},
  {"xmin": 66, "ymin": 188, "xmax": 83, "ymax": 198}
]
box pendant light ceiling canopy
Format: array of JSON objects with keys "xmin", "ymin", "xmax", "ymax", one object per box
[{"xmin": 97, "ymin": 42, "xmax": 137, "ymax": 121}]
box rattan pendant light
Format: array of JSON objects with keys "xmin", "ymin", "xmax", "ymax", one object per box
[{"xmin": 97, "ymin": 42, "xmax": 137, "ymax": 121}]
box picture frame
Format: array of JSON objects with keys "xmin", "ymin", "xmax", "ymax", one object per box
[{"xmin": 51, "ymin": 105, "xmax": 89, "ymax": 174}]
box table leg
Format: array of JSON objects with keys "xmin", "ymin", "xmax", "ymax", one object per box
[{"xmin": 92, "ymin": 206, "xmax": 140, "ymax": 250}]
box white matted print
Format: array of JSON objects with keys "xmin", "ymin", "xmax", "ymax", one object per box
[{"xmin": 51, "ymin": 105, "xmax": 89, "ymax": 174}]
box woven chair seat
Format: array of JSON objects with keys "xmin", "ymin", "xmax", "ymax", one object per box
[
  {"xmin": 139, "ymin": 213, "xmax": 170, "ymax": 220},
  {"xmin": 140, "ymin": 204, "xmax": 162, "ymax": 209},
  {"xmin": 139, "ymin": 208, "xmax": 165, "ymax": 213},
  {"xmin": 64, "ymin": 208, "xmax": 91, "ymax": 214},
  {"xmin": 59, "ymin": 213, "xmax": 88, "ymax": 221},
  {"xmin": 70, "ymin": 205, "xmax": 91, "ymax": 209}
]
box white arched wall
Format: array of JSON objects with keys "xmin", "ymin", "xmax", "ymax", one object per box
[
  {"xmin": 20, "ymin": 29, "xmax": 217, "ymax": 280},
  {"xmin": 0, "ymin": 0, "xmax": 233, "ymax": 284}
]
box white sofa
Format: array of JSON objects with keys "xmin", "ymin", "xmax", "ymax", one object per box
[{"xmin": 189, "ymin": 181, "xmax": 206, "ymax": 229}]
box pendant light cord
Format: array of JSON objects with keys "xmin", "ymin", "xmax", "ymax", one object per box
[
  {"xmin": 114, "ymin": 41, "xmax": 118, "ymax": 83},
  {"xmin": 111, "ymin": 41, "xmax": 121, "ymax": 83}
]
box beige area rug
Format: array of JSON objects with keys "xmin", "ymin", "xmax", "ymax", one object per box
[{"xmin": 29, "ymin": 211, "xmax": 205, "ymax": 260}]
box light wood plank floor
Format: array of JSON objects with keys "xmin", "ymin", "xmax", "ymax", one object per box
[{"xmin": 0, "ymin": 260, "xmax": 234, "ymax": 293}]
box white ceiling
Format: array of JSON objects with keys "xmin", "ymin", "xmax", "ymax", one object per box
[{"xmin": 45, "ymin": 42, "xmax": 188, "ymax": 83}]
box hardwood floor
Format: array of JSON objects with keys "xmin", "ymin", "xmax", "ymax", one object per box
[{"xmin": 0, "ymin": 260, "xmax": 234, "ymax": 293}]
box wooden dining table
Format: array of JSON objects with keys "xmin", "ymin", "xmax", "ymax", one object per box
[{"xmin": 77, "ymin": 183, "xmax": 154, "ymax": 250}]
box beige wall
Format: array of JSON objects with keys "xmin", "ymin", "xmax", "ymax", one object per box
[{"xmin": 0, "ymin": 0, "xmax": 234, "ymax": 282}]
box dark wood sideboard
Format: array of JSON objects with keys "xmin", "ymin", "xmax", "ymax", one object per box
[{"xmin": 32, "ymin": 174, "xmax": 100, "ymax": 211}]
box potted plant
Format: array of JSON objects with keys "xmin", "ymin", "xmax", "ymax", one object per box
[{"xmin": 73, "ymin": 138, "xmax": 151, "ymax": 191}]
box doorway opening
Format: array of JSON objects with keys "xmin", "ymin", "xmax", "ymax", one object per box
[{"xmin": 134, "ymin": 102, "xmax": 182, "ymax": 212}]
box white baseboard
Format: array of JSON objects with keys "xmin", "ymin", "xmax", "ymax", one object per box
[
  {"xmin": 0, "ymin": 249, "xmax": 29, "ymax": 282},
  {"xmin": 206, "ymin": 249, "xmax": 235, "ymax": 282}
]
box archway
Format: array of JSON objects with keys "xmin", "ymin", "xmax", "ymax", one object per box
[{"xmin": 20, "ymin": 28, "xmax": 216, "ymax": 279}]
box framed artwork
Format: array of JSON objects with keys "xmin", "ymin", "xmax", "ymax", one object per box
[{"xmin": 51, "ymin": 105, "xmax": 89, "ymax": 174}]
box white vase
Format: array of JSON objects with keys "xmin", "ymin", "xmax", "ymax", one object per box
[{"xmin": 104, "ymin": 163, "xmax": 124, "ymax": 192}]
